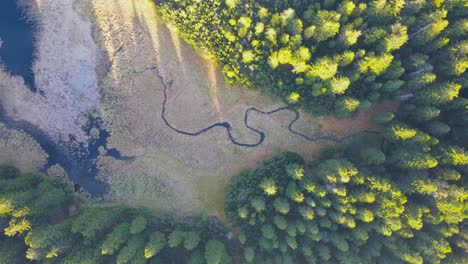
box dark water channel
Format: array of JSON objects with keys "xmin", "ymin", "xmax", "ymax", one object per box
[
  {"xmin": 0, "ymin": 1, "xmax": 135, "ymax": 197},
  {"xmin": 0, "ymin": 106, "xmax": 114, "ymax": 196},
  {"xmin": 0, "ymin": 0, "xmax": 379, "ymax": 198},
  {"xmin": 0, "ymin": 0, "xmax": 36, "ymax": 91}
]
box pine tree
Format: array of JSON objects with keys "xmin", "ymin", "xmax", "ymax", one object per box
[
  {"xmin": 384, "ymin": 122, "xmax": 417, "ymax": 141},
  {"xmin": 360, "ymin": 147, "xmax": 386, "ymax": 165},
  {"xmin": 286, "ymin": 164, "xmax": 304, "ymax": 180},
  {"xmin": 311, "ymin": 10, "xmax": 341, "ymax": 42},
  {"xmin": 307, "ymin": 57, "xmax": 339, "ymax": 81},
  {"xmin": 261, "ymin": 225, "xmax": 276, "ymax": 240},
  {"xmin": 273, "ymin": 198, "xmax": 290, "ymax": 214},
  {"xmin": 251, "ymin": 197, "xmax": 266, "ymax": 212},
  {"xmin": 424, "ymin": 121, "xmax": 451, "ymax": 136},
  {"xmin": 144, "ymin": 231, "xmax": 166, "ymax": 259},
  {"xmin": 391, "ymin": 148, "xmax": 438, "ymax": 169},
  {"xmin": 168, "ymin": 229, "xmax": 185, "ymax": 248},
  {"xmin": 433, "ymin": 167, "xmax": 461, "ymax": 181},
  {"xmin": 329, "ymin": 76, "xmax": 351, "ymax": 95},
  {"xmin": 260, "ymin": 178, "xmax": 278, "ymax": 196},
  {"xmin": 334, "ymin": 96, "xmax": 360, "ymax": 118},
  {"xmin": 4, "ymin": 218, "xmax": 31, "ymax": 237},
  {"xmin": 184, "ymin": 231, "xmax": 201, "ymax": 251},
  {"xmin": 130, "ymin": 216, "xmax": 147, "ymax": 235},
  {"xmin": 244, "ymin": 247, "xmax": 255, "ymax": 263},
  {"xmin": 71, "ymin": 208, "xmax": 121, "ymax": 240},
  {"xmin": 273, "ymin": 215, "xmax": 288, "ymax": 230},
  {"xmin": 204, "ymin": 240, "xmax": 228, "ymax": 264},
  {"xmin": 116, "ymin": 235, "xmax": 145, "ymax": 264},
  {"xmin": 416, "ymin": 82, "xmax": 461, "ymax": 105},
  {"xmin": 101, "ymin": 223, "xmax": 131, "ymax": 255},
  {"xmin": 286, "ymin": 182, "xmax": 304, "ymax": 203},
  {"xmin": 434, "ymin": 144, "xmax": 468, "ymax": 166},
  {"xmin": 384, "ymin": 23, "xmax": 408, "ymax": 52},
  {"xmin": 373, "ymin": 112, "xmax": 395, "ymax": 124}
]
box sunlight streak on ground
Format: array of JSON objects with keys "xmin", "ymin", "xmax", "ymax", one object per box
[
  {"xmin": 168, "ymin": 27, "xmax": 185, "ymax": 72},
  {"xmin": 90, "ymin": 0, "xmax": 141, "ymax": 85},
  {"xmin": 135, "ymin": 0, "xmax": 161, "ymax": 66},
  {"xmin": 34, "ymin": 0, "xmax": 42, "ymax": 10},
  {"xmin": 207, "ymin": 63, "xmax": 222, "ymax": 118}
]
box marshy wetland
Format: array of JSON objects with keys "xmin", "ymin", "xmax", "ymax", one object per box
[{"xmin": 0, "ymin": 0, "xmax": 382, "ymax": 215}]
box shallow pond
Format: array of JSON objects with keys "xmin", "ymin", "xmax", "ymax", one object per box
[
  {"xmin": 0, "ymin": 0, "xmax": 122, "ymax": 196},
  {"xmin": 0, "ymin": 0, "xmax": 36, "ymax": 91}
]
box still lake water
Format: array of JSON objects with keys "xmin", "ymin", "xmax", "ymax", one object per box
[
  {"xmin": 0, "ymin": 0, "xmax": 120, "ymax": 196},
  {"xmin": 0, "ymin": 0, "xmax": 36, "ymax": 91}
]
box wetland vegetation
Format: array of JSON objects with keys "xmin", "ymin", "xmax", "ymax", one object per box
[{"xmin": 0, "ymin": 0, "xmax": 467, "ymax": 263}]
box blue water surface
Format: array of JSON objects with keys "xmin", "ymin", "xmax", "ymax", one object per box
[{"xmin": 0, "ymin": 0, "xmax": 36, "ymax": 91}]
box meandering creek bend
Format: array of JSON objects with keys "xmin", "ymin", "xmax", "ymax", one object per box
[
  {"xmin": 156, "ymin": 68, "xmax": 379, "ymax": 148},
  {"xmin": 0, "ymin": 0, "xmax": 377, "ymax": 197}
]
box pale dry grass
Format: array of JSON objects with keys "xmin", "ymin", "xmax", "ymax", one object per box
[
  {"xmin": 0, "ymin": 0, "xmax": 101, "ymax": 144},
  {"xmin": 0, "ymin": 122, "xmax": 48, "ymax": 172},
  {"xmin": 81, "ymin": 0, "xmax": 388, "ymax": 217},
  {"xmin": 0, "ymin": 0, "xmax": 386, "ymax": 218}
]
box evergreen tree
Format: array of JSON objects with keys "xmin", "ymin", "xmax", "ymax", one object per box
[
  {"xmin": 144, "ymin": 231, "xmax": 166, "ymax": 259},
  {"xmin": 168, "ymin": 229, "xmax": 185, "ymax": 248},
  {"xmin": 130, "ymin": 216, "xmax": 147, "ymax": 235},
  {"xmin": 101, "ymin": 223, "xmax": 131, "ymax": 255}
]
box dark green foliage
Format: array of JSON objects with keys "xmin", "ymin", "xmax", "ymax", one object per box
[
  {"xmin": 424, "ymin": 121, "xmax": 451, "ymax": 136},
  {"xmin": 0, "ymin": 237, "xmax": 26, "ymax": 264},
  {"xmin": 0, "ymin": 165, "xmax": 20, "ymax": 179},
  {"xmin": 150, "ymin": 0, "xmax": 419, "ymax": 116},
  {"xmin": 225, "ymin": 148, "xmax": 466, "ymax": 263},
  {"xmin": 2, "ymin": 0, "xmax": 468, "ymax": 262},
  {"xmin": 115, "ymin": 235, "xmax": 146, "ymax": 264},
  {"xmin": 183, "ymin": 231, "xmax": 201, "ymax": 251},
  {"xmin": 168, "ymin": 229, "xmax": 184, "ymax": 248},
  {"xmin": 360, "ymin": 147, "xmax": 386, "ymax": 165},
  {"xmin": 100, "ymin": 222, "xmax": 131, "ymax": 255},
  {"xmin": 0, "ymin": 169, "xmax": 231, "ymax": 263},
  {"xmin": 204, "ymin": 239, "xmax": 231, "ymax": 264},
  {"xmin": 71, "ymin": 208, "xmax": 122, "ymax": 240},
  {"xmin": 130, "ymin": 216, "xmax": 147, "ymax": 235},
  {"xmin": 144, "ymin": 231, "xmax": 166, "ymax": 259}
]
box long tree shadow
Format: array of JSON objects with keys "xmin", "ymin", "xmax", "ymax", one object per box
[{"xmin": 133, "ymin": 3, "xmax": 380, "ymax": 148}]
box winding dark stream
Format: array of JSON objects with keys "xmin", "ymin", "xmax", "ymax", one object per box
[
  {"xmin": 0, "ymin": 0, "xmax": 137, "ymax": 196},
  {"xmin": 157, "ymin": 69, "xmax": 379, "ymax": 147},
  {"xmin": 0, "ymin": 0, "xmax": 376, "ymax": 197}
]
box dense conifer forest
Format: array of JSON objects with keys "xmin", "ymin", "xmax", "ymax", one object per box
[
  {"xmin": 154, "ymin": 0, "xmax": 467, "ymax": 115},
  {"xmin": 0, "ymin": 167, "xmax": 231, "ymax": 263},
  {"xmin": 1, "ymin": 0, "xmax": 467, "ymax": 263}
]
